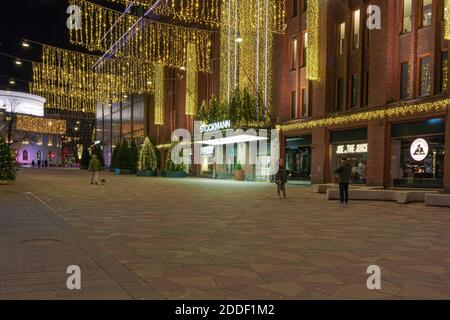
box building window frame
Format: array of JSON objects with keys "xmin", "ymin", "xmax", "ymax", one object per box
[
  {"xmin": 291, "ymin": 37, "xmax": 298, "ymax": 71},
  {"xmin": 402, "ymin": 0, "xmax": 413, "ymax": 34},
  {"xmin": 336, "ymin": 78, "xmax": 345, "ymax": 112},
  {"xmin": 419, "ymin": 54, "xmax": 433, "ymax": 97},
  {"xmin": 421, "ymin": 0, "xmax": 433, "ymax": 28},
  {"xmin": 400, "ymin": 61, "xmax": 411, "ymax": 100},
  {"xmin": 352, "ymin": 9, "xmax": 361, "ymax": 50},
  {"xmin": 291, "ymin": 90, "xmax": 298, "ymax": 119},
  {"xmin": 338, "ymin": 22, "xmax": 346, "ymax": 56}
]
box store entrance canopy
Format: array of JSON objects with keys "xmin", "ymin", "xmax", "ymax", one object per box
[{"xmin": 195, "ymin": 134, "xmax": 268, "ymax": 146}]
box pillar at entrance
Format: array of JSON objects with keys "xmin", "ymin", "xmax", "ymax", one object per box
[{"xmin": 367, "ymin": 121, "xmax": 387, "ymax": 187}]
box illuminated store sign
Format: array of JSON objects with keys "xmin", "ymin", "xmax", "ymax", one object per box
[
  {"xmin": 336, "ymin": 143, "xmax": 368, "ymax": 154},
  {"xmin": 410, "ymin": 138, "xmax": 429, "ymax": 162},
  {"xmin": 200, "ymin": 120, "xmax": 232, "ymax": 134}
]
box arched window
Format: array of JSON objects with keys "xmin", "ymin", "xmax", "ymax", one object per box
[{"xmin": 23, "ymin": 150, "xmax": 28, "ymax": 161}]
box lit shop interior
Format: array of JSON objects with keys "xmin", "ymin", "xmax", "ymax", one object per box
[
  {"xmin": 329, "ymin": 128, "xmax": 368, "ymax": 184},
  {"xmin": 390, "ymin": 118, "xmax": 445, "ymax": 189}
]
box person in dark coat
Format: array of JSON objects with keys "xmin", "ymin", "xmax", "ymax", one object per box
[
  {"xmin": 275, "ymin": 159, "xmax": 288, "ymax": 198},
  {"xmin": 334, "ymin": 157, "xmax": 353, "ymax": 206}
]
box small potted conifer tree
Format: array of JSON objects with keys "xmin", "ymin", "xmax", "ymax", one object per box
[
  {"xmin": 234, "ymin": 161, "xmax": 245, "ymax": 181},
  {"xmin": 116, "ymin": 139, "xmax": 134, "ymax": 175},
  {"xmin": 165, "ymin": 141, "xmax": 187, "ymax": 178},
  {"xmin": 110, "ymin": 142, "xmax": 120, "ymax": 172},
  {"xmin": 137, "ymin": 137, "xmax": 157, "ymax": 177}
]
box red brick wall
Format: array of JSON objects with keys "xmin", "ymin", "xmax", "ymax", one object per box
[
  {"xmin": 367, "ymin": 121, "xmax": 387, "ymax": 186},
  {"xmin": 311, "ymin": 127, "xmax": 328, "ymax": 184}
]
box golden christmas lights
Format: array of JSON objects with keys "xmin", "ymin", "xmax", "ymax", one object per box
[
  {"xmin": 306, "ymin": 0, "xmax": 319, "ymax": 80},
  {"xmin": 103, "ymin": 0, "xmax": 285, "ymax": 32},
  {"xmin": 68, "ymin": 0, "xmax": 213, "ymax": 72},
  {"xmin": 105, "ymin": 0, "xmax": 221, "ymax": 29},
  {"xmin": 445, "ymin": 0, "xmax": 450, "ymax": 40},
  {"xmin": 30, "ymin": 45, "xmax": 155, "ymax": 112},
  {"xmin": 185, "ymin": 43, "xmax": 198, "ymax": 116},
  {"xmin": 16, "ymin": 115, "xmax": 67, "ymax": 135},
  {"xmin": 220, "ymin": 0, "xmax": 274, "ymax": 117},
  {"xmin": 154, "ymin": 63, "xmax": 165, "ymax": 125},
  {"xmin": 279, "ymin": 99, "xmax": 450, "ymax": 132}
]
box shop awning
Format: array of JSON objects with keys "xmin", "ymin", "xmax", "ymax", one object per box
[{"xmin": 195, "ymin": 134, "xmax": 268, "ymax": 146}]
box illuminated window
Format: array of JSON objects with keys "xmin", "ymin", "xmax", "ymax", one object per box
[
  {"xmin": 22, "ymin": 150, "xmax": 28, "ymax": 161},
  {"xmin": 400, "ymin": 62, "xmax": 410, "ymax": 99},
  {"xmin": 422, "ymin": 0, "xmax": 433, "ymax": 27},
  {"xmin": 403, "ymin": 0, "xmax": 412, "ymax": 33},
  {"xmin": 441, "ymin": 51, "xmax": 448, "ymax": 93},
  {"xmin": 420, "ymin": 56, "xmax": 432, "ymax": 96},
  {"xmin": 338, "ymin": 22, "xmax": 346, "ymax": 55},
  {"xmin": 292, "ymin": 38, "xmax": 298, "ymax": 70},
  {"xmin": 353, "ymin": 9, "xmax": 361, "ymax": 49}
]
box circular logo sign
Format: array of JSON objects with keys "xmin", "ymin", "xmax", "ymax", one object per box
[{"xmin": 410, "ymin": 138, "xmax": 429, "ymax": 162}]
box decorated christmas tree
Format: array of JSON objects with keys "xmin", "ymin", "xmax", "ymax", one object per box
[
  {"xmin": 139, "ymin": 137, "xmax": 157, "ymax": 171},
  {"xmin": 111, "ymin": 141, "xmax": 121, "ymax": 169},
  {"xmin": 118, "ymin": 139, "xmax": 132, "ymax": 169},
  {"xmin": 0, "ymin": 135, "xmax": 16, "ymax": 184}
]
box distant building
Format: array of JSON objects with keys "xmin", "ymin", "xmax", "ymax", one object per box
[{"xmin": 0, "ymin": 90, "xmax": 65, "ymax": 167}]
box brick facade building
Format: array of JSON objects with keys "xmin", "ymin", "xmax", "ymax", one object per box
[
  {"xmin": 96, "ymin": 0, "xmax": 450, "ymax": 190},
  {"xmin": 276, "ymin": 0, "xmax": 450, "ymax": 191}
]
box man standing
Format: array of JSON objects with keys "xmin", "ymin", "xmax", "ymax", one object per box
[
  {"xmin": 88, "ymin": 154, "xmax": 102, "ymax": 185},
  {"xmin": 275, "ymin": 159, "xmax": 288, "ymax": 198},
  {"xmin": 334, "ymin": 157, "xmax": 352, "ymax": 206}
]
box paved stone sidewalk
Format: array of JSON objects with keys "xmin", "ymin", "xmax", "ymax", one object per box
[
  {"xmin": 2, "ymin": 168, "xmax": 450, "ymax": 299},
  {"xmin": 0, "ymin": 187, "xmax": 159, "ymax": 300}
]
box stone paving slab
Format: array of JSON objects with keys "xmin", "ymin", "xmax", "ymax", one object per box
[
  {"xmin": 1, "ymin": 168, "xmax": 450, "ymax": 299},
  {"xmin": 0, "ymin": 186, "xmax": 160, "ymax": 300}
]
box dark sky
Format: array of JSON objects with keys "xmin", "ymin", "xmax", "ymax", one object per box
[{"xmin": 0, "ymin": 0, "xmax": 121, "ymax": 92}]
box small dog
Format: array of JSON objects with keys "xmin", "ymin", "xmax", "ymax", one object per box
[{"xmin": 101, "ymin": 179, "xmax": 106, "ymax": 185}]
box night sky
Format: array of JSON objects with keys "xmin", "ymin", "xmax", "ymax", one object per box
[{"xmin": 0, "ymin": 0, "xmax": 121, "ymax": 93}]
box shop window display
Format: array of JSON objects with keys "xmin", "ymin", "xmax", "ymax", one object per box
[
  {"xmin": 331, "ymin": 143, "xmax": 368, "ymax": 184},
  {"xmin": 391, "ymin": 135, "xmax": 445, "ymax": 188},
  {"xmin": 286, "ymin": 146, "xmax": 311, "ymax": 182}
]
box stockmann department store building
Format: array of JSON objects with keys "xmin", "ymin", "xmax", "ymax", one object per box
[{"xmin": 194, "ymin": 120, "xmax": 278, "ymax": 182}]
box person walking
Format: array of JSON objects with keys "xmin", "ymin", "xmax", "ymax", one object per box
[
  {"xmin": 44, "ymin": 159, "xmax": 48, "ymax": 168},
  {"xmin": 275, "ymin": 159, "xmax": 288, "ymax": 198},
  {"xmin": 31, "ymin": 160, "xmax": 35, "ymax": 168},
  {"xmin": 37, "ymin": 159, "xmax": 41, "ymax": 168},
  {"xmin": 88, "ymin": 154, "xmax": 102, "ymax": 185},
  {"xmin": 334, "ymin": 157, "xmax": 353, "ymax": 206}
]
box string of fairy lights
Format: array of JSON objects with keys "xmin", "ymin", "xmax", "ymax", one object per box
[
  {"xmin": 220, "ymin": 0, "xmax": 280, "ymax": 119},
  {"xmin": 278, "ymin": 98, "xmax": 450, "ymax": 132},
  {"xmin": 306, "ymin": 0, "xmax": 319, "ymax": 81},
  {"xmin": 15, "ymin": 115, "xmax": 67, "ymax": 135},
  {"xmin": 68, "ymin": 0, "xmax": 213, "ymax": 72}
]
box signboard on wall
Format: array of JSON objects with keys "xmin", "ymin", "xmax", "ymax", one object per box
[
  {"xmin": 336, "ymin": 143, "xmax": 368, "ymax": 155},
  {"xmin": 410, "ymin": 138, "xmax": 429, "ymax": 162}
]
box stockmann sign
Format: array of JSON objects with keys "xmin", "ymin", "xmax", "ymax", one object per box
[{"xmin": 199, "ymin": 120, "xmax": 232, "ymax": 134}]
